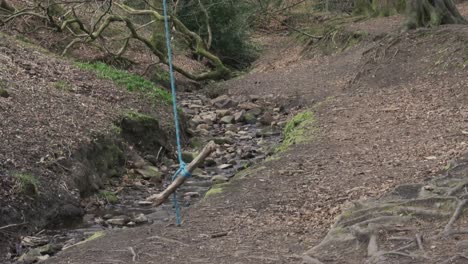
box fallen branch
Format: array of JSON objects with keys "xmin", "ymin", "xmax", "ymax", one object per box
[
  {"xmin": 147, "ymin": 141, "xmax": 217, "ymax": 206},
  {"xmin": 442, "ymin": 199, "xmax": 468, "ymax": 236}
]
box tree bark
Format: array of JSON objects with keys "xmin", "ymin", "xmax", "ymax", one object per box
[
  {"xmin": 354, "ymin": 0, "xmax": 466, "ymax": 28},
  {"xmin": 405, "ymin": 0, "xmax": 467, "ymax": 29}
]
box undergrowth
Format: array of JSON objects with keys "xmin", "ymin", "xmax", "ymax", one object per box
[
  {"xmin": 98, "ymin": 190, "xmax": 119, "ymax": 204},
  {"xmin": 13, "ymin": 172, "xmax": 40, "ymax": 195},
  {"xmin": 75, "ymin": 62, "xmax": 172, "ymax": 104}
]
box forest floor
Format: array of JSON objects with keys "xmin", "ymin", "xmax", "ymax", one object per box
[{"xmin": 2, "ymin": 3, "xmax": 468, "ymax": 264}]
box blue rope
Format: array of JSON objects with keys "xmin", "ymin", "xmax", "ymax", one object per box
[{"xmin": 162, "ymin": 0, "xmax": 191, "ymax": 226}]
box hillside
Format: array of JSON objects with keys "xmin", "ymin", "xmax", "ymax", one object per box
[{"xmin": 1, "ymin": 1, "xmax": 468, "ymax": 264}]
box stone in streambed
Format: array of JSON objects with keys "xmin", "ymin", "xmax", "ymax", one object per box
[
  {"xmin": 211, "ymin": 175, "xmax": 229, "ymax": 184},
  {"xmin": 234, "ymin": 110, "xmax": 245, "ymax": 123},
  {"xmin": 211, "ymin": 95, "xmax": 237, "ymax": 109},
  {"xmin": 220, "ymin": 115, "xmax": 234, "ymax": 124},
  {"xmin": 135, "ymin": 166, "xmax": 162, "ymax": 183},
  {"xmin": 134, "ymin": 213, "xmax": 148, "ymax": 224},
  {"xmin": 244, "ymin": 112, "xmax": 257, "ymax": 124}
]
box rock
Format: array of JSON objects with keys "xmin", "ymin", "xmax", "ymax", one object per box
[
  {"xmin": 197, "ymin": 129, "xmax": 210, "ymax": 136},
  {"xmin": 134, "ymin": 213, "xmax": 148, "ymax": 224},
  {"xmin": 192, "ymin": 168, "xmax": 208, "ymax": 177},
  {"xmin": 36, "ymin": 243, "xmax": 61, "ymax": 255},
  {"xmin": 259, "ymin": 112, "xmax": 274, "ymax": 126},
  {"xmin": 184, "ymin": 192, "xmax": 200, "ymax": 198},
  {"xmin": 211, "ymin": 95, "xmax": 237, "ymax": 109},
  {"xmin": 220, "ymin": 115, "xmax": 234, "ymax": 124},
  {"xmin": 247, "ymin": 107, "xmax": 262, "ymax": 117},
  {"xmin": 190, "ymin": 115, "xmax": 204, "ymax": 126},
  {"xmin": 103, "ymin": 214, "xmax": 113, "ymax": 219},
  {"xmin": 135, "ymin": 166, "xmax": 162, "ymax": 182},
  {"xmin": 21, "ymin": 236, "xmax": 49, "ymax": 247},
  {"xmin": 107, "ymin": 216, "xmax": 129, "ymax": 226},
  {"xmin": 204, "ymin": 158, "xmax": 217, "ymax": 167},
  {"xmin": 216, "ymin": 109, "xmax": 230, "ymax": 118},
  {"xmin": 249, "ymin": 95, "xmax": 260, "ymax": 102},
  {"xmin": 37, "ymin": 255, "xmax": 50, "ymax": 261},
  {"xmin": 256, "ymin": 127, "xmax": 281, "ymax": 137},
  {"xmin": 233, "ymin": 110, "xmax": 245, "ymax": 123},
  {"xmin": 196, "ymin": 124, "xmax": 210, "ymax": 131},
  {"xmin": 212, "ymin": 175, "xmax": 229, "ymax": 184},
  {"xmin": 18, "ymin": 248, "xmax": 41, "ymax": 263},
  {"xmin": 182, "ymin": 151, "xmax": 197, "ymax": 163},
  {"xmin": 213, "ymin": 137, "xmax": 233, "ymax": 145},
  {"xmin": 218, "ymin": 164, "xmax": 233, "ymax": 170},
  {"xmin": 201, "ymin": 112, "xmax": 217, "ymax": 122},
  {"xmin": 244, "ymin": 113, "xmax": 257, "ymax": 124},
  {"xmin": 225, "ymin": 131, "xmax": 237, "ymax": 137},
  {"xmin": 138, "ymin": 201, "xmax": 152, "ymax": 206},
  {"xmin": 0, "ymin": 88, "xmax": 9, "ymax": 98},
  {"xmin": 238, "ymin": 102, "xmax": 260, "ymax": 110},
  {"xmin": 225, "ymin": 124, "xmax": 237, "ymax": 132},
  {"xmin": 126, "ymin": 221, "xmax": 136, "ymax": 227}
]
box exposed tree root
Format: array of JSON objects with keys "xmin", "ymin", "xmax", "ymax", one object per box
[{"xmin": 441, "ymin": 199, "xmax": 468, "ymax": 237}]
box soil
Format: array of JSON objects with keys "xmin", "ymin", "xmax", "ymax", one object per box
[{"xmin": 2, "ymin": 3, "xmax": 468, "ymax": 264}]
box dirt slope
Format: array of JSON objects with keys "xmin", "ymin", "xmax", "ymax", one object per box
[
  {"xmin": 42, "ymin": 11, "xmax": 468, "ymax": 264},
  {"xmin": 0, "ymin": 32, "xmax": 174, "ymax": 258}
]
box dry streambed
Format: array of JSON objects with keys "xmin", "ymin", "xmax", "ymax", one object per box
[{"xmin": 10, "ymin": 92, "xmax": 293, "ymax": 263}]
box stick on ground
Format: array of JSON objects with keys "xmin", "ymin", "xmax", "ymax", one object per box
[{"xmin": 147, "ymin": 141, "xmax": 217, "ymax": 206}]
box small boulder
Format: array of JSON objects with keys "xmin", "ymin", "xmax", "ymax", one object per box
[
  {"xmin": 244, "ymin": 113, "xmax": 257, "ymax": 124},
  {"xmin": 134, "ymin": 214, "xmax": 148, "ymax": 224},
  {"xmin": 0, "ymin": 88, "xmax": 9, "ymax": 98},
  {"xmin": 218, "ymin": 164, "xmax": 233, "ymax": 170},
  {"xmin": 259, "ymin": 112, "xmax": 274, "ymax": 126},
  {"xmin": 238, "ymin": 102, "xmax": 260, "ymax": 110},
  {"xmin": 211, "ymin": 95, "xmax": 237, "ymax": 109},
  {"xmin": 182, "ymin": 152, "xmax": 197, "ymax": 163},
  {"xmin": 216, "ymin": 109, "xmax": 231, "ymax": 118},
  {"xmin": 233, "ymin": 110, "xmax": 245, "ymax": 123},
  {"xmin": 106, "ymin": 217, "xmax": 129, "ymax": 226},
  {"xmin": 213, "ymin": 137, "xmax": 233, "ymax": 145},
  {"xmin": 135, "ymin": 166, "xmax": 162, "ymax": 182},
  {"xmin": 204, "ymin": 158, "xmax": 217, "ymax": 167},
  {"xmin": 220, "ymin": 115, "xmax": 234, "ymax": 124},
  {"xmin": 247, "ymin": 107, "xmax": 262, "ymax": 117},
  {"xmin": 211, "ymin": 175, "xmax": 229, "ymax": 184}
]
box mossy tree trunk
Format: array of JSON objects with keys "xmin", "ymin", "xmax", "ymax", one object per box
[
  {"xmin": 354, "ymin": 0, "xmax": 466, "ymax": 28},
  {"xmin": 149, "ymin": 0, "xmax": 167, "ymax": 55},
  {"xmin": 405, "ymin": 0, "xmax": 467, "ymax": 29}
]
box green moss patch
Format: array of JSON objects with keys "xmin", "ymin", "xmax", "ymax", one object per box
[
  {"xmin": 98, "ymin": 190, "xmax": 119, "ymax": 204},
  {"xmin": 75, "ymin": 62, "xmax": 172, "ymax": 104},
  {"xmin": 13, "ymin": 172, "xmax": 40, "ymax": 195},
  {"xmin": 277, "ymin": 110, "xmax": 317, "ymax": 152}
]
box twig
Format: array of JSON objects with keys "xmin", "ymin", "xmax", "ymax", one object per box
[
  {"xmin": 128, "ymin": 247, "xmax": 138, "ymax": 262},
  {"xmin": 147, "ymin": 235, "xmax": 188, "ymax": 246},
  {"xmin": 210, "ymin": 232, "xmax": 228, "ymax": 238},
  {"xmin": 415, "ymin": 234, "xmax": 424, "ymax": 251},
  {"xmin": 0, "ymin": 222, "xmax": 27, "ymax": 231}
]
